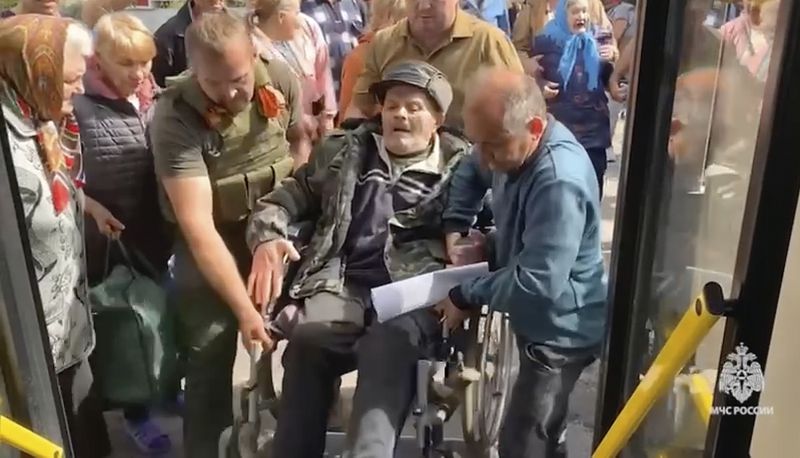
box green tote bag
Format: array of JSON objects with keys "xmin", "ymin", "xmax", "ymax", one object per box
[{"xmin": 89, "ymin": 240, "xmax": 179, "ymax": 405}]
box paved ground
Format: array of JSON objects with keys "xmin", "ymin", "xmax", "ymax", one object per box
[{"xmin": 106, "ymin": 121, "xmax": 625, "ymax": 457}]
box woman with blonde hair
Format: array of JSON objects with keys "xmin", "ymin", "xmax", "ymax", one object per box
[
  {"xmin": 250, "ymin": 0, "xmax": 337, "ymax": 140},
  {"xmin": 339, "ymin": 0, "xmax": 406, "ymax": 121},
  {"xmin": 73, "ymin": 12, "xmax": 173, "ymax": 454}
]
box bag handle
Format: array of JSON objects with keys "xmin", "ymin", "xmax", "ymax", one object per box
[
  {"xmin": 103, "ymin": 237, "xmax": 136, "ymax": 279},
  {"xmin": 103, "ymin": 238, "xmax": 161, "ymax": 281}
]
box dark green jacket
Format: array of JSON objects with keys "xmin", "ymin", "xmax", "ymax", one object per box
[{"xmin": 246, "ymin": 120, "xmax": 471, "ymax": 299}]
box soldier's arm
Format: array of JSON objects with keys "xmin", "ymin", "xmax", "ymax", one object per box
[
  {"xmin": 163, "ymin": 177, "xmax": 257, "ymax": 320},
  {"xmin": 247, "ymin": 135, "xmax": 347, "ymax": 251},
  {"xmin": 151, "ymin": 109, "xmax": 256, "ymax": 320}
]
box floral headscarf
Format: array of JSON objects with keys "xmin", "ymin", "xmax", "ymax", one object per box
[{"xmin": 0, "ymin": 14, "xmax": 85, "ymax": 214}]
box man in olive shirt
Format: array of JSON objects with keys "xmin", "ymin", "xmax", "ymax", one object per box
[
  {"xmin": 349, "ymin": 0, "xmax": 523, "ymax": 128},
  {"xmin": 149, "ymin": 12, "xmax": 306, "ymax": 457}
]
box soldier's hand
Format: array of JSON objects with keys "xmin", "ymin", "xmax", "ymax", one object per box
[
  {"xmin": 237, "ymin": 306, "xmax": 274, "ymax": 354},
  {"xmin": 247, "ymin": 239, "xmax": 301, "ymax": 310}
]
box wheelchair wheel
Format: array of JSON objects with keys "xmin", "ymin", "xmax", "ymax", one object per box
[{"xmin": 461, "ymin": 306, "xmax": 518, "ymax": 455}]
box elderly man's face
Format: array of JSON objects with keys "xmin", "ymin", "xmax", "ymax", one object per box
[
  {"xmin": 381, "ymin": 84, "xmax": 442, "ymax": 155},
  {"xmin": 407, "ymin": 0, "xmax": 459, "ymax": 37},
  {"xmin": 193, "ymin": 39, "xmax": 256, "ymax": 114},
  {"xmin": 464, "ymin": 98, "xmax": 544, "ymax": 172}
]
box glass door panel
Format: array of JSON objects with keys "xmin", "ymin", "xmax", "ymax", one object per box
[
  {"xmin": 621, "ymin": 0, "xmax": 783, "ymax": 455},
  {"xmin": 749, "ymin": 197, "xmax": 800, "ymax": 456}
]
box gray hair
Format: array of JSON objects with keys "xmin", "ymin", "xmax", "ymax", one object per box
[
  {"xmin": 65, "ymin": 22, "xmax": 94, "ymax": 58},
  {"xmin": 468, "ymin": 67, "xmax": 547, "ymax": 134},
  {"xmin": 502, "ymin": 75, "xmax": 547, "ymax": 134}
]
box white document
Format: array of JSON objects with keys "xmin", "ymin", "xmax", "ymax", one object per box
[{"xmin": 371, "ymin": 262, "xmax": 490, "ymax": 323}]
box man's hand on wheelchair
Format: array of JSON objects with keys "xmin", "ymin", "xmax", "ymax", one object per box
[
  {"xmin": 247, "ymin": 239, "xmax": 301, "ymax": 311},
  {"xmin": 434, "ymin": 297, "xmax": 469, "ymax": 331},
  {"xmin": 445, "ymin": 230, "xmax": 487, "ymax": 266}
]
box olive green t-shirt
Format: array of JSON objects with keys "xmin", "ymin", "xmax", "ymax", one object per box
[{"xmin": 150, "ymin": 57, "xmax": 301, "ymax": 180}]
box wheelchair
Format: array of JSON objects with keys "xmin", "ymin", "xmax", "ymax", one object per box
[
  {"xmin": 220, "ymin": 221, "xmax": 519, "ymax": 458},
  {"xmin": 413, "ymin": 305, "xmax": 518, "ymax": 458}
]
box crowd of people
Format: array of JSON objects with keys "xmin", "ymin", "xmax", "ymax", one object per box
[{"xmin": 0, "ymin": 0, "xmax": 780, "ymax": 456}]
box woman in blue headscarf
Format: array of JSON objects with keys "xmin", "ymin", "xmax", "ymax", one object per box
[{"xmin": 530, "ymin": 0, "xmax": 617, "ymax": 197}]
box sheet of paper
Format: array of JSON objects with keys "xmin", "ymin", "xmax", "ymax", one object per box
[{"xmin": 371, "ymin": 262, "xmax": 490, "ymax": 323}]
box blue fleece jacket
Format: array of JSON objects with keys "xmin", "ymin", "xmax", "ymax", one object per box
[{"xmin": 444, "ymin": 118, "xmax": 607, "ymax": 349}]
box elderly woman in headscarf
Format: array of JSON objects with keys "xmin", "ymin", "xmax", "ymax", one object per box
[
  {"xmin": 513, "ymin": 0, "xmax": 613, "ymax": 73},
  {"xmin": 531, "ymin": 0, "xmax": 617, "ymax": 197},
  {"xmin": 0, "ymin": 14, "xmax": 122, "ymax": 458}
]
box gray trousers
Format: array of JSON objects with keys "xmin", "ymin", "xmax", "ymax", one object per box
[
  {"xmin": 271, "ymin": 283, "xmax": 441, "ymax": 458},
  {"xmin": 498, "ymin": 340, "xmax": 597, "ymax": 458}
]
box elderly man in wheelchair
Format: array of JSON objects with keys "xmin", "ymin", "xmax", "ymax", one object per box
[{"xmin": 240, "ymin": 60, "xmax": 483, "ymax": 458}]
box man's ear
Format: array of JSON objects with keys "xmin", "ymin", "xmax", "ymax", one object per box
[
  {"xmin": 528, "ymin": 116, "xmax": 545, "ymax": 138},
  {"xmin": 435, "ymin": 111, "xmax": 445, "ymax": 127}
]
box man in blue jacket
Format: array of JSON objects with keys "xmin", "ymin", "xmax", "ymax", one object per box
[{"xmin": 438, "ymin": 67, "xmax": 607, "ymax": 458}]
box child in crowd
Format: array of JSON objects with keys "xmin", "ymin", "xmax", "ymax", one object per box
[{"xmin": 531, "ymin": 0, "xmax": 616, "ymax": 197}]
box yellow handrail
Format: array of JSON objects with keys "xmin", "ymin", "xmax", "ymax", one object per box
[
  {"xmin": 0, "ymin": 416, "xmax": 64, "ymax": 458},
  {"xmin": 593, "ymin": 284, "xmax": 722, "ymax": 458},
  {"xmin": 688, "ymin": 373, "xmax": 713, "ymax": 426}
]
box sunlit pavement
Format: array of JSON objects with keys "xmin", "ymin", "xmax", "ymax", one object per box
[{"xmin": 106, "ymin": 122, "xmax": 625, "ymax": 457}]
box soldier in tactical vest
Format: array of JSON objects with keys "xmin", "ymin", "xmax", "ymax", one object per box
[
  {"xmin": 246, "ymin": 61, "xmax": 472, "ymax": 457},
  {"xmin": 148, "ymin": 12, "xmax": 307, "ymax": 457}
]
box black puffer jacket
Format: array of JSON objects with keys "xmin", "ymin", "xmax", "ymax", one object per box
[{"xmin": 74, "ymin": 75, "xmax": 172, "ymax": 285}]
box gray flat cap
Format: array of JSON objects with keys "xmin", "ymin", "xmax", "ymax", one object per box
[{"xmin": 369, "ymin": 60, "xmax": 453, "ymax": 114}]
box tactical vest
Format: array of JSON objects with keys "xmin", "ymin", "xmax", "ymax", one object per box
[{"xmin": 173, "ymin": 58, "xmax": 294, "ymax": 226}]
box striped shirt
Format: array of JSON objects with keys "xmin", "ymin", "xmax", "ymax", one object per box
[{"xmin": 344, "ymin": 133, "xmax": 445, "ymax": 287}]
